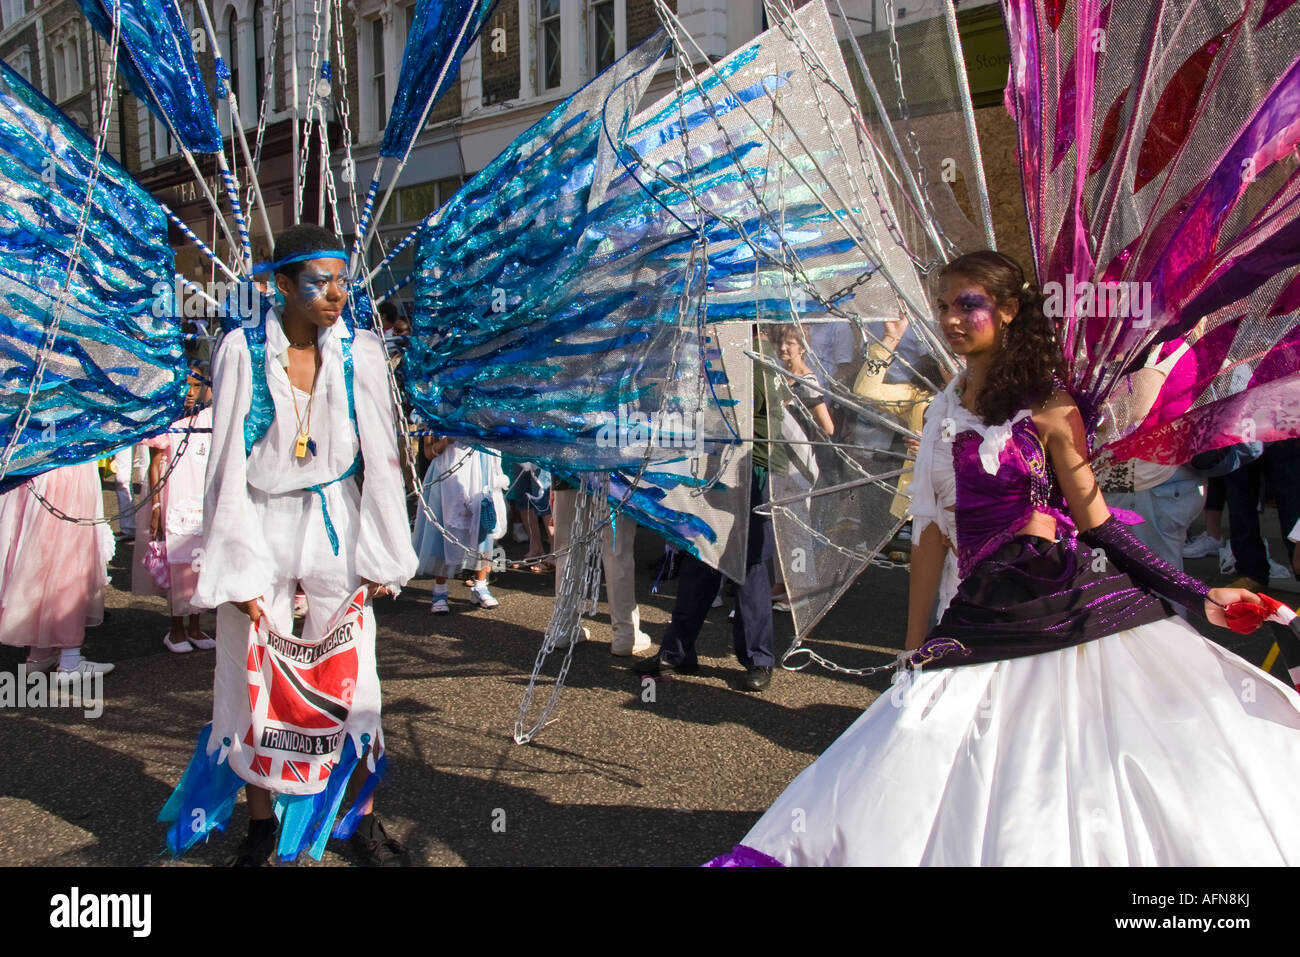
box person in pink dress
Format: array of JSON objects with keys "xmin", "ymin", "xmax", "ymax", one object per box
[
  {"xmin": 132, "ymin": 370, "xmax": 215, "ymax": 653},
  {"xmin": 0, "ymin": 460, "xmax": 114, "ymax": 675}
]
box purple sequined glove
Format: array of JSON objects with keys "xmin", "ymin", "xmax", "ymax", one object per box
[{"xmin": 1078, "ymin": 515, "xmax": 1212, "ymax": 611}]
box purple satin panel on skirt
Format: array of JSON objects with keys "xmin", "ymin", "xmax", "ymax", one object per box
[
  {"xmin": 703, "ymin": 845, "xmax": 785, "ymax": 867},
  {"xmin": 925, "ymin": 535, "xmax": 1171, "ymax": 668}
]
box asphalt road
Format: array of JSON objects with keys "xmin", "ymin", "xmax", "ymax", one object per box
[{"xmin": 0, "ymin": 507, "xmax": 1284, "ymax": 867}]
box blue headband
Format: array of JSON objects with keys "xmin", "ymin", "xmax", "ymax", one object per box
[{"xmin": 251, "ymin": 250, "xmax": 348, "ymax": 275}]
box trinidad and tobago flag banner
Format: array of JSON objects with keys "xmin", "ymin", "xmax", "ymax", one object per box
[{"xmin": 231, "ymin": 587, "xmax": 374, "ymax": 794}]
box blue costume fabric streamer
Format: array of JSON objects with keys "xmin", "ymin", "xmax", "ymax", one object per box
[
  {"xmin": 74, "ymin": 0, "xmax": 222, "ymax": 154},
  {"xmin": 380, "ymin": 0, "xmax": 499, "ymax": 159},
  {"xmin": 273, "ymin": 736, "xmax": 388, "ymax": 862},
  {"xmin": 159, "ymin": 726, "xmax": 388, "ymax": 862},
  {"xmin": 157, "ymin": 724, "xmax": 246, "ymax": 856},
  {"xmin": 0, "ymin": 59, "xmax": 185, "ymax": 488}
]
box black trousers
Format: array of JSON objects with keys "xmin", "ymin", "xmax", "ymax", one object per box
[
  {"xmin": 1225, "ymin": 438, "xmax": 1300, "ymax": 583},
  {"xmin": 657, "ymin": 471, "xmax": 774, "ymax": 668}
]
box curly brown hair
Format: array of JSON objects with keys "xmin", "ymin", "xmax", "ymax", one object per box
[{"xmin": 939, "ymin": 250, "xmax": 1064, "ymax": 426}]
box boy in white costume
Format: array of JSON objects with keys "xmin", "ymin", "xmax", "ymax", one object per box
[{"xmin": 172, "ymin": 225, "xmax": 418, "ymax": 866}]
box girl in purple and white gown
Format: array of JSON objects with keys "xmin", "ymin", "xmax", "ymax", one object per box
[{"xmin": 709, "ymin": 251, "xmax": 1300, "ymax": 867}]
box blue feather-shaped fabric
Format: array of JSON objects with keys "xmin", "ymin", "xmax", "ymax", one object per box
[
  {"xmin": 381, "ymin": 0, "xmax": 499, "ymax": 159},
  {"xmin": 0, "ymin": 59, "xmax": 185, "ymax": 487},
  {"xmin": 74, "ymin": 0, "xmax": 222, "ymax": 154}
]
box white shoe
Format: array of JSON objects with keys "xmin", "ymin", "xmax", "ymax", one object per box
[
  {"xmin": 469, "ymin": 585, "xmax": 500, "ymax": 609},
  {"xmin": 1269, "ymin": 556, "xmax": 1300, "ymax": 591},
  {"xmin": 1218, "ymin": 544, "xmax": 1237, "ymax": 575},
  {"xmin": 555, "ymin": 626, "xmax": 590, "ymax": 649},
  {"xmin": 163, "ymin": 633, "xmax": 195, "ymax": 654},
  {"xmin": 57, "ymin": 659, "xmax": 114, "ymax": 676},
  {"xmin": 431, "ymin": 594, "xmax": 450, "ymax": 614},
  {"xmin": 610, "ymin": 630, "xmax": 652, "ymax": 656},
  {"xmin": 1182, "ymin": 532, "xmax": 1220, "ymax": 559},
  {"xmin": 188, "ymin": 632, "xmax": 216, "ymax": 650}
]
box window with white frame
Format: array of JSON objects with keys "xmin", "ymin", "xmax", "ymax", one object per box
[
  {"xmin": 225, "ymin": 8, "xmax": 239, "ymax": 106},
  {"xmin": 1, "ymin": 0, "xmax": 25, "ymax": 30},
  {"xmin": 152, "ymin": 112, "xmax": 176, "ymax": 162},
  {"xmin": 8, "ymin": 46, "xmax": 31, "ymax": 82},
  {"xmin": 370, "ymin": 16, "xmax": 387, "ymax": 134},
  {"xmin": 50, "ymin": 28, "xmax": 83, "ymax": 102},
  {"xmin": 590, "ymin": 0, "xmax": 615, "ymax": 75},
  {"xmin": 253, "ymin": 0, "xmax": 266, "ymax": 109},
  {"xmin": 371, "ymin": 176, "xmax": 464, "ymax": 294},
  {"xmin": 538, "ymin": 0, "xmax": 561, "ymax": 91}
]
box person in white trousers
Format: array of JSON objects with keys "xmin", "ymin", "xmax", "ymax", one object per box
[{"xmin": 552, "ymin": 479, "xmax": 650, "ymax": 655}]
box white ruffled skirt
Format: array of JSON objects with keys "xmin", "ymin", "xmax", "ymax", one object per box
[{"xmin": 737, "ymin": 616, "xmax": 1300, "ymax": 865}]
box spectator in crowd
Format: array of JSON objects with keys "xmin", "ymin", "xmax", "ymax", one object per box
[
  {"xmin": 1224, "ymin": 438, "xmax": 1300, "ymax": 592},
  {"xmin": 550, "ymin": 476, "xmax": 651, "ymax": 656},
  {"xmin": 132, "ymin": 369, "xmax": 215, "ymax": 653},
  {"xmin": 635, "ymin": 331, "xmax": 777, "ymax": 692},
  {"xmin": 412, "ymin": 436, "xmax": 507, "ymax": 613},
  {"xmin": 0, "ymin": 461, "xmax": 115, "ymax": 676}
]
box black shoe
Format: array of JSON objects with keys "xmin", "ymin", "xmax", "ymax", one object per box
[
  {"xmin": 742, "ymin": 666, "xmax": 772, "ymax": 692},
  {"xmin": 633, "ymin": 654, "xmax": 698, "ymax": 677},
  {"xmin": 349, "ymin": 814, "xmax": 410, "ymax": 867},
  {"xmin": 228, "ymin": 818, "xmax": 277, "ymax": 867}
]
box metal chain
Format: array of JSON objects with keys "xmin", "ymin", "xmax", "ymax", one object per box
[
  {"xmin": 26, "ymin": 423, "xmax": 198, "ymax": 526},
  {"xmin": 883, "ymin": 0, "xmax": 952, "ymax": 257},
  {"xmin": 295, "ymin": 0, "xmax": 326, "ymax": 222},
  {"xmin": 514, "ymin": 476, "xmax": 608, "ymax": 743},
  {"xmin": 243, "ymin": 0, "xmax": 285, "ymax": 213},
  {"xmin": 781, "ymin": 642, "xmax": 905, "ymax": 676},
  {"xmin": 330, "ymin": 0, "xmax": 362, "ymax": 238},
  {"xmin": 766, "ymin": 0, "xmax": 924, "ymax": 268}
]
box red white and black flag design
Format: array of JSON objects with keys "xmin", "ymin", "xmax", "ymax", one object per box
[{"xmin": 239, "ymin": 587, "xmax": 369, "ymax": 791}]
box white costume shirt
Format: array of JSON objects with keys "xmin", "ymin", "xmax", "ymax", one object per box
[{"xmin": 193, "ymin": 314, "xmax": 418, "ymax": 609}]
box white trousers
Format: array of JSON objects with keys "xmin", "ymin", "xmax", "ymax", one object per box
[
  {"xmin": 553, "ymin": 488, "xmax": 641, "ymax": 642},
  {"xmin": 210, "ymin": 480, "xmax": 382, "ymax": 790}
]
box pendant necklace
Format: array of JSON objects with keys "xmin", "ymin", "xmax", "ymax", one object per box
[{"xmin": 289, "ymin": 348, "xmax": 318, "ymax": 459}]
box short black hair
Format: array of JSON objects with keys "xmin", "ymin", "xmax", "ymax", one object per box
[
  {"xmin": 377, "ymin": 300, "xmax": 398, "ymax": 322},
  {"xmin": 272, "ymin": 224, "xmax": 345, "ymax": 281}
]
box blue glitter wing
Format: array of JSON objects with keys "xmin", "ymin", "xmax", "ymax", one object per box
[
  {"xmin": 74, "ymin": 0, "xmax": 222, "ymax": 154},
  {"xmin": 0, "ymin": 59, "xmax": 185, "ymax": 487},
  {"xmin": 380, "ymin": 0, "xmax": 499, "ymax": 159},
  {"xmin": 407, "ymin": 11, "xmax": 917, "ymax": 571}
]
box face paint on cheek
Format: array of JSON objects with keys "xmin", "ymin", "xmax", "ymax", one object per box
[
  {"xmin": 954, "ymin": 293, "xmax": 995, "ymax": 334},
  {"xmin": 298, "ymin": 272, "xmax": 335, "ymax": 303}
]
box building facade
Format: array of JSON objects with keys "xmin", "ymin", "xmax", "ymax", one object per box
[
  {"xmin": 0, "ymin": 0, "xmax": 138, "ymax": 168},
  {"xmin": 1, "ymin": 0, "xmax": 1025, "ymax": 293}
]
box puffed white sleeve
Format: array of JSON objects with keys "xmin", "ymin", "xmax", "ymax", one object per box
[
  {"xmin": 192, "ymin": 334, "xmax": 276, "ymax": 608},
  {"xmin": 906, "ymin": 388, "xmax": 948, "ymax": 538},
  {"xmin": 353, "ymin": 330, "xmax": 419, "ymax": 593}
]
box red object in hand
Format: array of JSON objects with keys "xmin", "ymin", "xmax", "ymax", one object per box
[{"xmin": 1223, "ymin": 593, "xmax": 1285, "ymax": 634}]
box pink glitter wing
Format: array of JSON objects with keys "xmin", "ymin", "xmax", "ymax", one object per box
[{"xmin": 1004, "ymin": 0, "xmax": 1300, "ymax": 463}]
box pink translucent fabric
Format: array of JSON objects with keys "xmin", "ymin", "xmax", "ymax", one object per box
[
  {"xmin": 0, "ymin": 461, "xmax": 107, "ymax": 650},
  {"xmin": 1004, "ymin": 0, "xmax": 1300, "ymax": 464}
]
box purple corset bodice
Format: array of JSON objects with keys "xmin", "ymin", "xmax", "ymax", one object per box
[{"xmin": 952, "ymin": 412, "xmax": 1074, "ymax": 577}]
